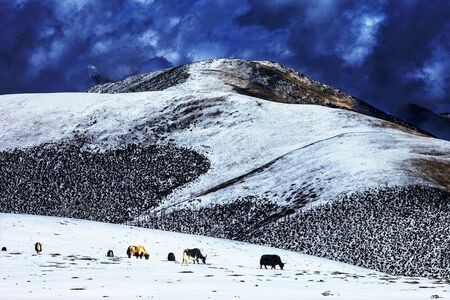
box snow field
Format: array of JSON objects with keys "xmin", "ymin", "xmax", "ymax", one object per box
[{"xmin": 1, "ymin": 213, "xmax": 449, "ymax": 300}]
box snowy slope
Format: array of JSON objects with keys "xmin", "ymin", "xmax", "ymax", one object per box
[
  {"xmin": 0, "ymin": 89, "xmax": 448, "ymax": 213},
  {"xmin": 1, "ymin": 213, "xmax": 448, "ymax": 300}
]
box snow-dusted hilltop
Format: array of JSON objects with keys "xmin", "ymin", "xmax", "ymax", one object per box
[
  {"xmin": 1, "ymin": 58, "xmax": 449, "ymax": 277},
  {"xmin": 88, "ymin": 59, "xmax": 422, "ymax": 133}
]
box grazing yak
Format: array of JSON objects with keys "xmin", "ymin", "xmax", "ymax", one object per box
[
  {"xmin": 127, "ymin": 245, "xmax": 149, "ymax": 259},
  {"xmin": 35, "ymin": 242, "xmax": 42, "ymax": 254},
  {"xmin": 182, "ymin": 248, "xmax": 207, "ymax": 264},
  {"xmin": 1, "ymin": 247, "xmax": 6, "ymax": 251},
  {"xmin": 260, "ymin": 254, "xmax": 285, "ymax": 270},
  {"xmin": 167, "ymin": 252, "xmax": 176, "ymax": 261},
  {"xmin": 106, "ymin": 250, "xmax": 114, "ymax": 257}
]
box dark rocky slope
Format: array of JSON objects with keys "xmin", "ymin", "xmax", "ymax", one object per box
[
  {"xmin": 0, "ymin": 143, "xmax": 209, "ymax": 223},
  {"xmin": 87, "ymin": 65, "xmax": 190, "ymax": 93},
  {"xmin": 138, "ymin": 186, "xmax": 450, "ymax": 278}
]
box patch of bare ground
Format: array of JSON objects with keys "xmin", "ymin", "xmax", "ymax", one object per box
[
  {"xmin": 412, "ymin": 159, "xmax": 450, "ymax": 191},
  {"xmin": 374, "ymin": 120, "xmax": 430, "ymax": 137}
]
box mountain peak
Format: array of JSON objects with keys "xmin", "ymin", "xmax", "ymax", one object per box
[{"xmin": 88, "ymin": 58, "xmax": 427, "ymax": 136}]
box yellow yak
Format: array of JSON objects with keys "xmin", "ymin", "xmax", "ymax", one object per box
[{"xmin": 127, "ymin": 245, "xmax": 149, "ymax": 259}]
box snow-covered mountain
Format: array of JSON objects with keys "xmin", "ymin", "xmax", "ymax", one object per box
[{"xmin": 0, "ymin": 58, "xmax": 449, "ymax": 277}]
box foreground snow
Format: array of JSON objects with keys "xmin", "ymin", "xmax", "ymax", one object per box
[{"xmin": 0, "ymin": 213, "xmax": 448, "ymax": 299}]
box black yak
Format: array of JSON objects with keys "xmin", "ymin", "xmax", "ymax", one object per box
[
  {"xmin": 107, "ymin": 250, "xmax": 114, "ymax": 257},
  {"xmin": 260, "ymin": 254, "xmax": 285, "ymax": 270},
  {"xmin": 168, "ymin": 252, "xmax": 176, "ymax": 261}
]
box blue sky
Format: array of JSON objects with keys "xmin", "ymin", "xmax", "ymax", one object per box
[{"xmin": 1, "ymin": 0, "xmax": 449, "ymax": 121}]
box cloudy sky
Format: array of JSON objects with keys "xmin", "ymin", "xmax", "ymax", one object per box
[{"xmin": 1, "ymin": 0, "xmax": 449, "ymax": 131}]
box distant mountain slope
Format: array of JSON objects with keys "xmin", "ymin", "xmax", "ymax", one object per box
[
  {"xmin": 397, "ymin": 104, "xmax": 450, "ymax": 140},
  {"xmin": 1, "ymin": 59, "xmax": 449, "ymax": 277}
]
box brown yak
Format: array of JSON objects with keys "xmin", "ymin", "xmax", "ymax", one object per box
[{"xmin": 35, "ymin": 242, "xmax": 42, "ymax": 254}]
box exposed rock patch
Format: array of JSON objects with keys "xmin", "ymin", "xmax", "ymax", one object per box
[{"xmin": 87, "ymin": 65, "xmax": 189, "ymax": 93}]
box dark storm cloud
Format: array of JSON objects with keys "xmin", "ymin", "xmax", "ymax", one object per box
[{"xmin": 0, "ymin": 0, "xmax": 448, "ymax": 137}]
